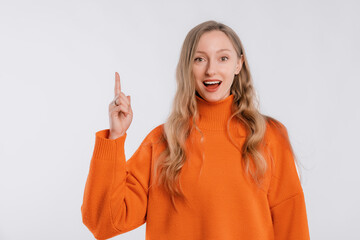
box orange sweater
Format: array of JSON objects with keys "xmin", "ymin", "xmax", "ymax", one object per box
[{"xmin": 81, "ymin": 94, "xmax": 310, "ymax": 240}]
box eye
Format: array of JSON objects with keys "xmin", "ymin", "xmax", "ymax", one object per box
[
  {"xmin": 194, "ymin": 57, "xmax": 205, "ymax": 62},
  {"xmin": 221, "ymin": 56, "xmax": 229, "ymax": 61}
]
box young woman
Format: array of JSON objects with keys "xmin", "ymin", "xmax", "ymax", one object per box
[{"xmin": 81, "ymin": 20, "xmax": 310, "ymax": 240}]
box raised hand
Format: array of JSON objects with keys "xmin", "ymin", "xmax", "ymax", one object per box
[{"xmin": 108, "ymin": 72, "xmax": 133, "ymax": 139}]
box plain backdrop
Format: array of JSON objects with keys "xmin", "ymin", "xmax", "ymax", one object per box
[{"xmin": 0, "ymin": 0, "xmax": 359, "ymax": 239}]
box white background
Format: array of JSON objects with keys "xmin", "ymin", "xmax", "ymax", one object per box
[{"xmin": 0, "ymin": 0, "xmax": 359, "ymax": 239}]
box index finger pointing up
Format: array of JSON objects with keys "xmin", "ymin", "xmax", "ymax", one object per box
[{"xmin": 115, "ymin": 72, "xmax": 121, "ymax": 96}]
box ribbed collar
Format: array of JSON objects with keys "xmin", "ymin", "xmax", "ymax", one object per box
[{"xmin": 195, "ymin": 94, "xmax": 235, "ymax": 131}]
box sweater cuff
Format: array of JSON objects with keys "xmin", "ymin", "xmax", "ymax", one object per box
[{"xmin": 92, "ymin": 129, "xmax": 127, "ymax": 160}]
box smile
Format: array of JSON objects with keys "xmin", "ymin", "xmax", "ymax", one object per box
[{"xmin": 203, "ymin": 80, "xmax": 222, "ymax": 92}]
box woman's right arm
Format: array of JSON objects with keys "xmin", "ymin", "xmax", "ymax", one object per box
[
  {"xmin": 81, "ymin": 128, "xmax": 154, "ymax": 240},
  {"xmin": 81, "ymin": 72, "xmax": 151, "ymax": 239}
]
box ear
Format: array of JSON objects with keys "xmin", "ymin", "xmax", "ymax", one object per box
[{"xmin": 235, "ymin": 54, "xmax": 244, "ymax": 75}]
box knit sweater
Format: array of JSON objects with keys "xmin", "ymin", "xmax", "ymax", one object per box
[{"xmin": 81, "ymin": 94, "xmax": 310, "ymax": 240}]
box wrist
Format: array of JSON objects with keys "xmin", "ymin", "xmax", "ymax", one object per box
[{"xmin": 109, "ymin": 131, "xmax": 125, "ymax": 139}]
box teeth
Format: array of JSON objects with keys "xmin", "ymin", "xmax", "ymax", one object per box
[{"xmin": 204, "ymin": 81, "xmax": 221, "ymax": 85}]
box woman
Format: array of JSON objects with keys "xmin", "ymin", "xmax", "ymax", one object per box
[{"xmin": 81, "ymin": 20, "xmax": 310, "ymax": 240}]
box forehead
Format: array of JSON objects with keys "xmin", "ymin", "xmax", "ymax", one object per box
[{"xmin": 196, "ymin": 30, "xmax": 235, "ymax": 52}]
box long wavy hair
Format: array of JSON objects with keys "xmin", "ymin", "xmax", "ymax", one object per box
[{"xmin": 152, "ymin": 20, "xmax": 299, "ymax": 210}]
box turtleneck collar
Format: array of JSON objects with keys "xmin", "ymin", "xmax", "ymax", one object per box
[{"xmin": 194, "ymin": 94, "xmax": 235, "ymax": 131}]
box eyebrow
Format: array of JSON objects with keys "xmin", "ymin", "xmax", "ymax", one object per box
[{"xmin": 195, "ymin": 49, "xmax": 231, "ymax": 54}]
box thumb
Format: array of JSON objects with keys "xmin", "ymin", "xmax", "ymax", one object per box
[{"xmin": 127, "ymin": 95, "xmax": 131, "ymax": 104}]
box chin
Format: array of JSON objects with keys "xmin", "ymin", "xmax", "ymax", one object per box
[{"xmin": 201, "ymin": 93, "xmax": 225, "ymax": 102}]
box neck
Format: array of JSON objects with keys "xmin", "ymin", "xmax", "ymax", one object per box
[{"xmin": 194, "ymin": 94, "xmax": 235, "ymax": 130}]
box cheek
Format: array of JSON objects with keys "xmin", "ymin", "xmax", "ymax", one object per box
[
  {"xmin": 222, "ymin": 65, "xmax": 236, "ymax": 79},
  {"xmin": 192, "ymin": 68, "xmax": 202, "ymax": 89},
  {"xmin": 192, "ymin": 66, "xmax": 203, "ymax": 79}
]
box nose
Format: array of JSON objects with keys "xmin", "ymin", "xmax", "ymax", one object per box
[{"xmin": 205, "ymin": 59, "xmax": 216, "ymax": 76}]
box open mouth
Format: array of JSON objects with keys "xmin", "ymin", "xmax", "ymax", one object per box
[
  {"xmin": 203, "ymin": 80, "xmax": 222, "ymax": 89},
  {"xmin": 203, "ymin": 81, "xmax": 222, "ymax": 86}
]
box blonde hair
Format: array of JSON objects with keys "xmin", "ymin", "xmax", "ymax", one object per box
[{"xmin": 152, "ymin": 20, "xmax": 297, "ymax": 210}]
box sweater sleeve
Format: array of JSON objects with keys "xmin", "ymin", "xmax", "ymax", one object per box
[
  {"xmin": 266, "ymin": 122, "xmax": 310, "ymax": 240},
  {"xmin": 81, "ymin": 129, "xmax": 153, "ymax": 240}
]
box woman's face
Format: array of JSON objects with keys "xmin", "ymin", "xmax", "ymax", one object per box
[{"xmin": 192, "ymin": 30, "xmax": 243, "ymax": 102}]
